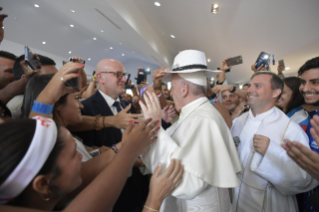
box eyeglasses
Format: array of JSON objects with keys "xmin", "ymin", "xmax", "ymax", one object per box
[{"xmin": 100, "ymin": 71, "xmax": 131, "ymax": 80}]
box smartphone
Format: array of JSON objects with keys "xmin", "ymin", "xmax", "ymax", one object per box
[
  {"xmin": 255, "ymin": 52, "xmax": 270, "ymax": 70},
  {"xmin": 137, "ymin": 69, "xmax": 147, "ymax": 84},
  {"xmin": 278, "ymin": 59, "xmax": 285, "ymax": 67},
  {"xmin": 66, "ymin": 58, "xmax": 85, "ymax": 91},
  {"xmin": 226, "ymin": 56, "xmax": 243, "ymax": 67},
  {"xmin": 24, "ymin": 46, "xmax": 37, "ymax": 70}
]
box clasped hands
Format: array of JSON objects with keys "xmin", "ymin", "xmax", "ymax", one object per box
[{"xmin": 253, "ymin": 134, "xmax": 270, "ymax": 156}]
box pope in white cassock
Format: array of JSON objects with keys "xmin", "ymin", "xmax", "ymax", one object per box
[
  {"xmin": 139, "ymin": 50, "xmax": 242, "ymax": 212},
  {"xmin": 230, "ymin": 71, "xmax": 319, "ymax": 212}
]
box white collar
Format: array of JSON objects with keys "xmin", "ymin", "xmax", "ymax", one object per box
[
  {"xmin": 179, "ymin": 97, "xmax": 207, "ymax": 120},
  {"xmin": 99, "ymin": 90, "xmax": 120, "ymax": 108},
  {"xmin": 248, "ymin": 106, "xmax": 275, "ymax": 121}
]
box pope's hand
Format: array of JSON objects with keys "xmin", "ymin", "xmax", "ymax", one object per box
[
  {"xmin": 162, "ymin": 105, "xmax": 176, "ymax": 123},
  {"xmin": 139, "ymin": 91, "xmax": 162, "ymax": 121},
  {"xmin": 253, "ymin": 134, "xmax": 270, "ymax": 156}
]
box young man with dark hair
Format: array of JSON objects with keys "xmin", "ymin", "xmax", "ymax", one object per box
[
  {"xmin": 242, "ymin": 83, "xmax": 249, "ymax": 91},
  {"xmin": 0, "ymin": 50, "xmax": 16, "ymax": 89},
  {"xmin": 37, "ymin": 54, "xmax": 58, "ymax": 75},
  {"xmin": 231, "ymin": 71, "xmax": 317, "ymax": 212},
  {"xmin": 283, "ymin": 57, "xmax": 319, "ymax": 211}
]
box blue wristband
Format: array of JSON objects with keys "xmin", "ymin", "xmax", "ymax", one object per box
[
  {"xmin": 32, "ymin": 101, "xmax": 54, "ymax": 115},
  {"xmin": 112, "ymin": 144, "xmax": 119, "ymax": 152}
]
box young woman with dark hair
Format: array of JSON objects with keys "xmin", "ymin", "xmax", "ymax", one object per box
[
  {"xmin": 277, "ymin": 77, "xmax": 305, "ymax": 114},
  {"xmin": 0, "ymin": 62, "xmax": 183, "ymax": 212}
]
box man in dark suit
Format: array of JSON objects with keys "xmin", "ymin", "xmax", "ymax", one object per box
[{"xmin": 75, "ymin": 59, "xmax": 148, "ymax": 212}]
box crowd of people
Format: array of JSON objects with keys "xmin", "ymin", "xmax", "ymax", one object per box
[{"xmin": 1, "ymin": 5, "xmax": 319, "ymax": 212}]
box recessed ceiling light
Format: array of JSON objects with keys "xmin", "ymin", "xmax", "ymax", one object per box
[
  {"xmin": 93, "ymin": 37, "xmax": 97, "ymax": 40},
  {"xmin": 88, "ymin": 58, "xmax": 91, "ymax": 61},
  {"xmin": 71, "ymin": 10, "xmax": 75, "ymax": 13},
  {"xmin": 100, "ymin": 30, "xmax": 104, "ymax": 32},
  {"xmin": 119, "ymin": 43, "xmax": 122, "ymax": 45},
  {"xmin": 211, "ymin": 77, "xmax": 215, "ymax": 81},
  {"xmin": 213, "ymin": 4, "xmax": 219, "ymax": 8},
  {"xmin": 34, "ymin": 4, "xmax": 39, "ymax": 8},
  {"xmin": 211, "ymin": 4, "xmax": 219, "ymax": 13},
  {"xmin": 154, "ymin": 2, "xmax": 161, "ymax": 6},
  {"xmin": 69, "ymin": 51, "xmax": 72, "ymax": 54},
  {"xmin": 110, "ymin": 47, "xmax": 113, "ymax": 49},
  {"xmin": 207, "ymin": 58, "xmax": 211, "ymax": 62},
  {"xmin": 70, "ymin": 24, "xmax": 74, "ymax": 27},
  {"xmin": 122, "ymin": 54, "xmax": 125, "ymax": 56},
  {"xmin": 170, "ymin": 35, "xmax": 175, "ymax": 38},
  {"xmin": 42, "ymin": 41, "xmax": 46, "ymax": 44},
  {"xmin": 285, "ymin": 67, "xmax": 291, "ymax": 70}
]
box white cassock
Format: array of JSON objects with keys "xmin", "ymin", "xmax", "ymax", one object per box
[
  {"xmin": 141, "ymin": 97, "xmax": 242, "ymax": 212},
  {"xmin": 230, "ymin": 107, "xmax": 319, "ymax": 212}
]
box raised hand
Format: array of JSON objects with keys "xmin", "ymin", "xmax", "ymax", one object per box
[
  {"xmin": 152, "ymin": 68, "xmax": 168, "ymax": 90},
  {"xmin": 282, "ymin": 115, "xmax": 319, "ymax": 180},
  {"xmin": 122, "ymin": 118, "xmax": 160, "ymax": 155},
  {"xmin": 219, "ymin": 57, "xmax": 232, "ymax": 72},
  {"xmin": 139, "ymin": 91, "xmax": 162, "ymax": 121},
  {"xmin": 212, "ymin": 84, "xmax": 233, "ymax": 96},
  {"xmin": 113, "ymin": 104, "xmax": 144, "ymax": 129},
  {"xmin": 145, "ymin": 159, "xmax": 184, "ymax": 210},
  {"xmin": 162, "ymin": 105, "xmax": 176, "ymax": 123},
  {"xmin": 231, "ymin": 101, "xmax": 249, "ymax": 120},
  {"xmin": 251, "ymin": 63, "xmax": 266, "ymax": 73}
]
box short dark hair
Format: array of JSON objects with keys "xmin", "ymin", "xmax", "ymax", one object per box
[
  {"xmin": 0, "ymin": 51, "xmax": 17, "ymax": 61},
  {"xmin": 298, "ymin": 57, "xmax": 319, "ymax": 76},
  {"xmin": 243, "ymin": 83, "xmax": 249, "ymax": 87},
  {"xmin": 283, "ymin": 77, "xmax": 305, "ymax": 114},
  {"xmin": 12, "ymin": 55, "xmax": 25, "ymax": 80},
  {"xmin": 37, "ymin": 54, "xmax": 56, "ymax": 66},
  {"xmin": 251, "ymin": 71, "xmax": 284, "ymax": 100},
  {"xmin": 0, "ymin": 119, "xmax": 65, "ymax": 204}
]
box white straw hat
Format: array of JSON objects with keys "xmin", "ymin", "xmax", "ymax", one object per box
[{"xmin": 162, "ymin": 50, "xmax": 221, "ymax": 86}]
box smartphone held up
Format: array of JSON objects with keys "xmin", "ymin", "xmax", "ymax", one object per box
[
  {"xmin": 61, "ymin": 57, "xmax": 85, "ymax": 91},
  {"xmin": 24, "ymin": 46, "xmax": 38, "ymax": 70}
]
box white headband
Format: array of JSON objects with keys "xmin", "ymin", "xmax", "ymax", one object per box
[{"xmin": 0, "ymin": 116, "xmax": 57, "ymax": 204}]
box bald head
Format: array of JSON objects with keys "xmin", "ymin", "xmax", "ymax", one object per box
[
  {"xmin": 96, "ymin": 59, "xmax": 127, "ymax": 99},
  {"xmin": 96, "ymin": 59, "xmax": 125, "ymax": 75}
]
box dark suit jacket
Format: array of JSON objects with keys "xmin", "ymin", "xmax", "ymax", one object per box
[{"xmin": 74, "ymin": 91, "xmax": 149, "ymax": 212}]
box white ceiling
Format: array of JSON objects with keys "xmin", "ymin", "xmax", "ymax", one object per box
[{"xmin": 1, "ymin": 0, "xmax": 319, "ymax": 84}]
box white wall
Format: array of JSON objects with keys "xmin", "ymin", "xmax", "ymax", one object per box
[{"xmin": 122, "ymin": 59, "xmax": 160, "ymax": 84}]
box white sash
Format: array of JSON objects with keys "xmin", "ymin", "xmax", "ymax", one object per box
[{"xmin": 231, "ymin": 108, "xmax": 291, "ymax": 212}]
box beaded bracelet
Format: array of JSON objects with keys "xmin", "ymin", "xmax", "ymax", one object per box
[{"xmin": 95, "ymin": 115, "xmax": 101, "ymax": 131}]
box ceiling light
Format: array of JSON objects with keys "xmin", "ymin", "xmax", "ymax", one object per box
[
  {"xmin": 211, "ymin": 77, "xmax": 215, "ymax": 81},
  {"xmin": 154, "ymin": 2, "xmax": 161, "ymax": 6},
  {"xmin": 93, "ymin": 37, "xmax": 97, "ymax": 40},
  {"xmin": 42, "ymin": 41, "xmax": 46, "ymax": 44},
  {"xmin": 70, "ymin": 24, "xmax": 74, "ymax": 27},
  {"xmin": 69, "ymin": 51, "xmax": 72, "ymax": 54},
  {"xmin": 239, "ymin": 85, "xmax": 243, "ymax": 89},
  {"xmin": 119, "ymin": 43, "xmax": 122, "ymax": 45},
  {"xmin": 88, "ymin": 58, "xmax": 91, "ymax": 61},
  {"xmin": 207, "ymin": 58, "xmax": 211, "ymax": 62},
  {"xmin": 170, "ymin": 35, "xmax": 175, "ymax": 38},
  {"xmin": 71, "ymin": 10, "xmax": 75, "ymax": 13},
  {"xmin": 122, "ymin": 54, "xmax": 125, "ymax": 56},
  {"xmin": 34, "ymin": 4, "xmax": 39, "ymax": 8},
  {"xmin": 100, "ymin": 30, "xmax": 104, "ymax": 32},
  {"xmin": 110, "ymin": 47, "xmax": 113, "ymax": 49},
  {"xmin": 211, "ymin": 4, "xmax": 219, "ymax": 13},
  {"xmin": 285, "ymin": 67, "xmax": 290, "ymax": 70}
]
